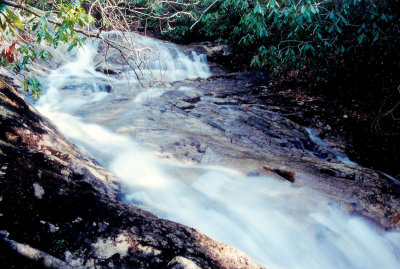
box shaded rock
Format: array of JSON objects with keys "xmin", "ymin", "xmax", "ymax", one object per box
[
  {"xmin": 86, "ymin": 70, "xmax": 400, "ymax": 231},
  {"xmin": 95, "ymin": 67, "xmax": 120, "ymax": 76},
  {"xmin": 182, "ymin": 42, "xmax": 241, "ymax": 74},
  {"xmin": 164, "ymin": 89, "xmax": 202, "ymax": 110},
  {"xmin": 170, "ymin": 99, "xmax": 196, "ymax": 110},
  {"xmin": 167, "ymin": 256, "xmax": 201, "ymax": 269},
  {"xmin": 1, "ymin": 234, "xmax": 75, "ymax": 269},
  {"xmin": 186, "ymin": 42, "xmax": 233, "ymax": 62},
  {"xmin": 105, "ymin": 85, "xmax": 113, "ymax": 93},
  {"xmin": 165, "ymin": 89, "xmax": 201, "ymax": 104},
  {"xmin": 33, "ymin": 183, "xmax": 45, "ymax": 199}
]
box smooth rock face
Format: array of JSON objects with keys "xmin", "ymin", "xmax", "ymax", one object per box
[{"xmin": 0, "ymin": 79, "xmax": 263, "ymax": 268}]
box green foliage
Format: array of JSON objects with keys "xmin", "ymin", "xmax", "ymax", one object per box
[
  {"xmin": 164, "ymin": 0, "xmax": 399, "ymax": 90},
  {"xmin": 0, "ymin": 0, "xmax": 93, "ymax": 98},
  {"xmin": 232, "ymin": 0, "xmax": 399, "ymax": 82},
  {"xmin": 22, "ymin": 76, "xmax": 41, "ymax": 99},
  {"xmin": 159, "ymin": 0, "xmax": 245, "ymax": 43},
  {"xmin": 5, "ymin": 7, "xmax": 23, "ymax": 28}
]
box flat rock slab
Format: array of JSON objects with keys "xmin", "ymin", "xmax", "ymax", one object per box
[{"xmin": 79, "ymin": 69, "xmax": 400, "ymax": 232}]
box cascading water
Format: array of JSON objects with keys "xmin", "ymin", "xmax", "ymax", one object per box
[
  {"xmin": 305, "ymin": 128, "xmax": 358, "ymax": 165},
  {"xmin": 305, "ymin": 128, "xmax": 400, "ymax": 185},
  {"xmin": 35, "ymin": 35, "xmax": 400, "ymax": 268}
]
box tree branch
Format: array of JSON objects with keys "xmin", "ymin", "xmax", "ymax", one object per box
[{"xmin": 190, "ymin": 0, "xmax": 220, "ymax": 30}]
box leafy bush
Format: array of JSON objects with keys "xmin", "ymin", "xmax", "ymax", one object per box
[
  {"xmin": 170, "ymin": 0, "xmax": 399, "ymax": 81},
  {"xmin": 0, "ymin": 0, "xmax": 92, "ymax": 97}
]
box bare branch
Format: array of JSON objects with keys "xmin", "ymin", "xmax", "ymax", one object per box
[{"xmin": 190, "ymin": 0, "xmax": 220, "ymax": 30}]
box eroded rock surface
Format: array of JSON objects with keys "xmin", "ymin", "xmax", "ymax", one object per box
[
  {"xmin": 0, "ymin": 79, "xmax": 262, "ymax": 268},
  {"xmin": 81, "ymin": 63, "xmax": 400, "ymax": 232}
]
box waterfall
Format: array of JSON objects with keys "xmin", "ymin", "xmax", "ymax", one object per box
[{"xmin": 35, "ymin": 34, "xmax": 400, "ymax": 268}]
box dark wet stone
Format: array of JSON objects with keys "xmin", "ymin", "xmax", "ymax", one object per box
[
  {"xmin": 165, "ymin": 90, "xmax": 201, "ymax": 104},
  {"xmin": 95, "ymin": 67, "xmax": 120, "ymax": 75},
  {"xmin": 89, "ymin": 70, "xmax": 400, "ymax": 231}
]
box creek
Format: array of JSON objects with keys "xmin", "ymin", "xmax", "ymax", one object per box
[{"xmin": 35, "ymin": 33, "xmax": 400, "ymax": 268}]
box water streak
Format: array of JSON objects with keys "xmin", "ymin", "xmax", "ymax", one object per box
[{"xmin": 305, "ymin": 128, "xmax": 358, "ymax": 165}]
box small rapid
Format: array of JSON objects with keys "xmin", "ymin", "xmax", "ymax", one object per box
[
  {"xmin": 35, "ymin": 35, "xmax": 400, "ymax": 268},
  {"xmin": 305, "ymin": 127, "xmax": 358, "ymax": 166}
]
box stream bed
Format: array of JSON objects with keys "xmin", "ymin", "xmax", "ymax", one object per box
[{"xmin": 35, "ymin": 34, "xmax": 400, "ymax": 268}]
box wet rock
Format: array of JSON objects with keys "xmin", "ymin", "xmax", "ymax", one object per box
[
  {"xmin": 263, "ymin": 166, "xmax": 295, "ymax": 183},
  {"xmin": 33, "ymin": 183, "xmax": 45, "ymax": 199},
  {"xmin": 319, "ymin": 168, "xmax": 337, "ymax": 177},
  {"xmin": 1, "ymin": 232, "xmax": 75, "ymax": 269},
  {"xmin": 85, "ymin": 69, "xmax": 400, "ymax": 231},
  {"xmin": 105, "ymin": 85, "xmax": 113, "ymax": 93},
  {"xmin": 201, "ymin": 148, "xmax": 220, "ymax": 164},
  {"xmin": 0, "ymin": 78, "xmax": 263, "ymax": 268},
  {"xmin": 32, "ymin": 34, "xmax": 400, "ymax": 235},
  {"xmin": 95, "ymin": 67, "xmax": 120, "ymax": 76},
  {"xmin": 170, "ymin": 100, "xmax": 196, "ymax": 110},
  {"xmin": 92, "ymin": 233, "xmax": 130, "ymax": 259},
  {"xmin": 167, "ymin": 256, "xmax": 201, "ymax": 269},
  {"xmin": 182, "ymin": 42, "xmax": 241, "ymax": 73},
  {"xmin": 186, "ymin": 42, "xmax": 233, "ymax": 61},
  {"xmin": 165, "ymin": 89, "xmax": 201, "ymax": 104}
]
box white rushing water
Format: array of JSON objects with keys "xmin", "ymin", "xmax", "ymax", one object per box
[
  {"xmin": 305, "ymin": 128, "xmax": 400, "ymax": 185},
  {"xmin": 305, "ymin": 128, "xmax": 358, "ymax": 166},
  {"xmin": 35, "ymin": 37, "xmax": 400, "ymax": 268}
]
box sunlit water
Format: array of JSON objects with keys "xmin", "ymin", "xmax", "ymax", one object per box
[{"xmin": 35, "ymin": 36, "xmax": 400, "ymax": 268}]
